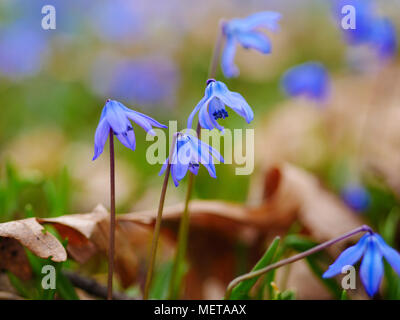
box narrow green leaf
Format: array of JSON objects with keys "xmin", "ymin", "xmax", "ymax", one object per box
[
  {"xmin": 230, "ymin": 236, "xmax": 280, "ymax": 300},
  {"xmin": 150, "ymin": 261, "xmax": 173, "ymax": 299}
]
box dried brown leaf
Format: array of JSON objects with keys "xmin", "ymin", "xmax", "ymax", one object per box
[{"xmin": 0, "ymin": 218, "xmax": 67, "ymax": 262}]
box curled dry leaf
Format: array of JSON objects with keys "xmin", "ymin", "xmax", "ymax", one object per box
[
  {"xmin": 40, "ymin": 204, "xmax": 172, "ymax": 288},
  {"xmin": 0, "ymin": 217, "xmax": 67, "ymax": 263}
]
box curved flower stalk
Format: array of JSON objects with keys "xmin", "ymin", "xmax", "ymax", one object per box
[
  {"xmin": 187, "ymin": 79, "xmax": 254, "ymax": 132},
  {"xmin": 281, "ymin": 62, "xmax": 330, "ymax": 102},
  {"xmin": 323, "ymin": 232, "xmax": 400, "ymax": 297},
  {"xmin": 93, "ymin": 99, "xmax": 167, "ymax": 160},
  {"xmin": 159, "ymin": 132, "xmax": 224, "ymax": 186},
  {"xmin": 221, "ymin": 11, "xmax": 281, "ymax": 78},
  {"xmin": 92, "ymin": 99, "xmax": 166, "ymax": 300}
]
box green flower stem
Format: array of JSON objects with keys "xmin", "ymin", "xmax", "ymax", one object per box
[
  {"xmin": 143, "ymin": 133, "xmax": 178, "ymax": 300},
  {"xmin": 168, "ymin": 21, "xmax": 225, "ymax": 299},
  {"xmin": 107, "ymin": 129, "xmax": 116, "ymax": 300},
  {"xmin": 224, "ymin": 225, "xmax": 373, "ymax": 300}
]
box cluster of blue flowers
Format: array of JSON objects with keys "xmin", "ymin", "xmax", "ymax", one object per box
[{"xmin": 92, "ymin": 10, "xmax": 400, "ymax": 299}]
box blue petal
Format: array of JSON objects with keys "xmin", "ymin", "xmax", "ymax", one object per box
[
  {"xmin": 374, "ymin": 234, "xmax": 400, "ymax": 276},
  {"xmin": 221, "ymin": 35, "xmax": 239, "ymax": 78},
  {"xmin": 360, "ymin": 237, "xmax": 384, "ymax": 297},
  {"xmin": 159, "ymin": 158, "xmax": 168, "ymax": 176},
  {"xmin": 188, "ymin": 137, "xmax": 217, "ymax": 178},
  {"xmin": 198, "ymin": 102, "xmax": 215, "ymax": 130},
  {"xmin": 175, "ymin": 142, "xmax": 192, "ymax": 180},
  {"xmin": 237, "ymin": 11, "xmax": 282, "ymax": 32},
  {"xmin": 323, "ymin": 234, "xmax": 369, "ymax": 278},
  {"xmin": 123, "ymin": 106, "xmax": 167, "ymax": 129},
  {"xmin": 170, "ymin": 164, "xmax": 180, "ymax": 187},
  {"xmin": 236, "ymin": 31, "xmax": 271, "ymax": 54},
  {"xmin": 115, "ymin": 127, "xmax": 136, "ymax": 151},
  {"xmin": 190, "ymin": 134, "xmax": 224, "ymax": 163},
  {"xmin": 187, "ymin": 95, "xmax": 209, "ymax": 130},
  {"xmin": 92, "ymin": 115, "xmax": 110, "ymax": 161},
  {"xmin": 104, "ymin": 100, "xmax": 131, "ymax": 134},
  {"xmin": 189, "ymin": 164, "xmax": 199, "ymax": 175},
  {"xmin": 213, "ymin": 81, "xmax": 254, "ymax": 123}
]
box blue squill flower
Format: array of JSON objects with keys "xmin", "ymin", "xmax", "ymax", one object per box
[
  {"xmin": 159, "ymin": 132, "xmax": 224, "ymax": 187},
  {"xmin": 281, "ymin": 62, "xmax": 330, "ymax": 102},
  {"xmin": 221, "ymin": 11, "xmax": 281, "ymax": 78},
  {"xmin": 93, "ymin": 99, "xmax": 167, "ymax": 160},
  {"xmin": 187, "ymin": 79, "xmax": 254, "ymax": 132},
  {"xmin": 323, "ymin": 232, "xmax": 400, "ymax": 297},
  {"xmin": 341, "ymin": 183, "xmax": 370, "ymax": 212}
]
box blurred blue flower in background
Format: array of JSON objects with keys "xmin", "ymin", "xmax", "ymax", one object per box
[
  {"xmin": 187, "ymin": 79, "xmax": 254, "ymax": 132},
  {"xmin": 90, "ymin": 0, "xmax": 142, "ymax": 43},
  {"xmin": 281, "ymin": 62, "xmax": 330, "ymax": 102},
  {"xmin": 159, "ymin": 132, "xmax": 224, "ymax": 186},
  {"xmin": 332, "ymin": 0, "xmax": 376, "ymax": 45},
  {"xmin": 108, "ymin": 58, "xmax": 179, "ymax": 107},
  {"xmin": 93, "ymin": 99, "xmax": 167, "ymax": 160},
  {"xmin": 0, "ymin": 23, "xmax": 48, "ymax": 79},
  {"xmin": 323, "ymin": 232, "xmax": 400, "ymax": 297},
  {"xmin": 332, "ymin": 0, "xmax": 397, "ymax": 63},
  {"xmin": 369, "ymin": 18, "xmax": 397, "ymax": 61},
  {"xmin": 341, "ymin": 183, "xmax": 370, "ymax": 212},
  {"xmin": 90, "ymin": 55, "xmax": 179, "ymax": 108},
  {"xmin": 221, "ymin": 11, "xmax": 281, "ymax": 78}
]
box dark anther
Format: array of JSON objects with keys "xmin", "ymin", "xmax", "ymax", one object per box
[
  {"xmin": 213, "ymin": 109, "xmax": 228, "ymax": 120},
  {"xmin": 207, "ymin": 78, "xmax": 216, "ymax": 85}
]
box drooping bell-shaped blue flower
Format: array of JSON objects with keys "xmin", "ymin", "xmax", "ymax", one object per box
[
  {"xmin": 323, "ymin": 232, "xmax": 400, "ymax": 297},
  {"xmin": 341, "ymin": 183, "xmax": 370, "ymax": 212},
  {"xmin": 187, "ymin": 79, "xmax": 254, "ymax": 132},
  {"xmin": 221, "ymin": 11, "xmax": 281, "ymax": 78},
  {"xmin": 93, "ymin": 99, "xmax": 167, "ymax": 160},
  {"xmin": 281, "ymin": 62, "xmax": 330, "ymax": 102},
  {"xmin": 159, "ymin": 132, "xmax": 224, "ymax": 187}
]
